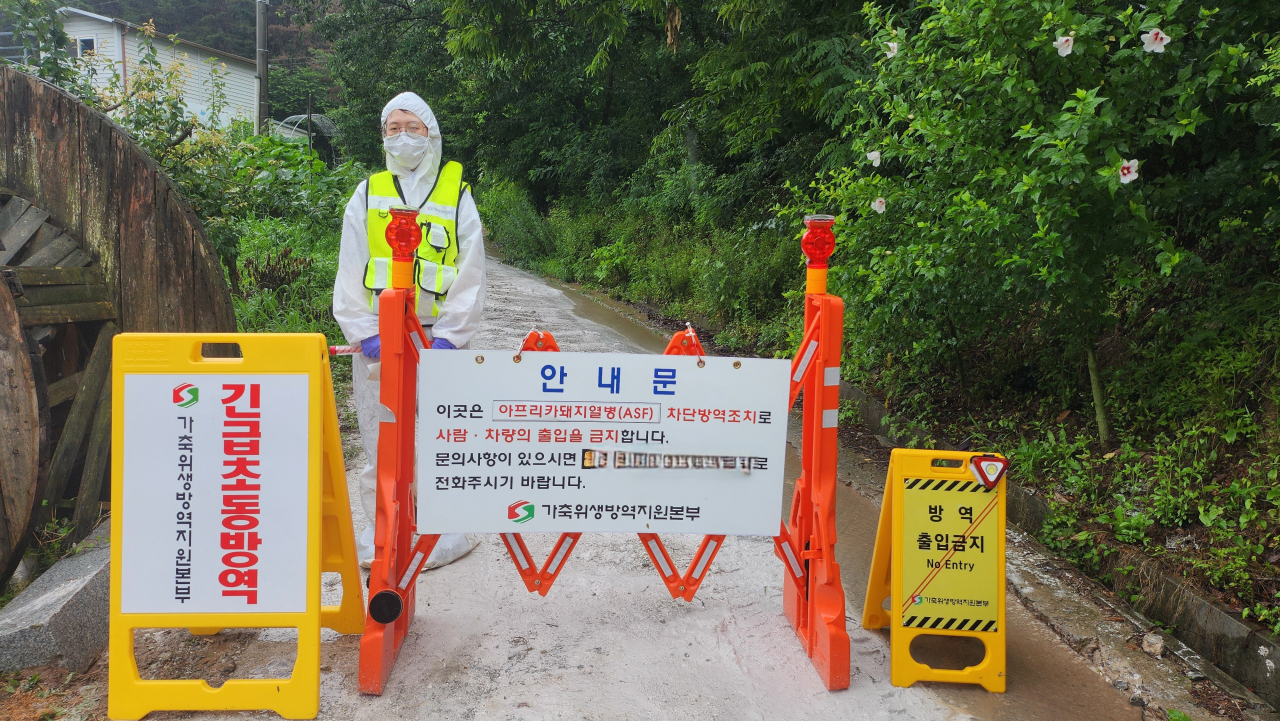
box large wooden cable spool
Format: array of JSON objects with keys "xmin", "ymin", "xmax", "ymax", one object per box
[
  {"xmin": 1, "ymin": 190, "xmax": 123, "ymax": 587},
  {"xmin": 0, "ymin": 280, "xmax": 44, "ymax": 583},
  {"xmin": 0, "ymin": 64, "xmax": 236, "ymax": 587}
]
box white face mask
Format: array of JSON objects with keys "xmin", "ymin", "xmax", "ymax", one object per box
[{"xmin": 383, "ymin": 131, "xmax": 430, "ymax": 169}]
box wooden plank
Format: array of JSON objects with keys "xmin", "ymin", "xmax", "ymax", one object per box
[
  {"xmin": 0, "ymin": 206, "xmax": 51, "ymax": 265},
  {"xmin": 13, "ymin": 266, "xmax": 104, "ymax": 286},
  {"xmin": 14, "ymin": 283, "xmax": 108, "ymax": 307},
  {"xmin": 18, "ymin": 301, "xmax": 116, "ymax": 326},
  {"xmin": 79, "ymin": 112, "xmax": 121, "ymax": 316},
  {"xmin": 38, "ymin": 321, "xmax": 117, "ymax": 532},
  {"xmin": 0, "ymin": 69, "xmax": 10, "ymax": 197},
  {"xmin": 21, "ymin": 222, "xmax": 62, "ymax": 262},
  {"xmin": 3, "ymin": 69, "xmax": 38, "ymax": 212},
  {"xmin": 33, "ymin": 79, "xmax": 82, "ymax": 243},
  {"xmin": 47, "ymin": 370, "xmax": 84, "ymax": 407},
  {"xmin": 0, "ymin": 274, "xmax": 40, "ymax": 584},
  {"xmin": 72, "ymin": 375, "xmax": 111, "ymax": 542},
  {"xmin": 57, "ymin": 249, "xmax": 91, "ymax": 268},
  {"xmin": 119, "ymin": 144, "xmax": 158, "ymax": 331},
  {"xmin": 0, "ymin": 197, "xmax": 31, "ymax": 239},
  {"xmin": 155, "ymin": 179, "xmax": 193, "ymax": 331},
  {"xmin": 19, "ymin": 235, "xmax": 76, "ymax": 267}
]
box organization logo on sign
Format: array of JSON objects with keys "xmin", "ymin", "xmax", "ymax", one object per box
[
  {"xmin": 911, "ymin": 594, "xmax": 923, "ymax": 605},
  {"xmin": 508, "ymin": 500, "xmax": 535, "ymax": 524},
  {"xmin": 172, "ymin": 383, "xmax": 199, "ymax": 408}
]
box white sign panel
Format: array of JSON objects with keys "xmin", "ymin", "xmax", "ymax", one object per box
[
  {"xmin": 417, "ymin": 352, "xmax": 789, "ymax": 535},
  {"xmin": 120, "ymin": 374, "xmax": 310, "ymax": 614}
]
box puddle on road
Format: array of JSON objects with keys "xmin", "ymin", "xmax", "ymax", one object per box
[
  {"xmin": 782, "ymin": 440, "xmax": 1142, "ymax": 721},
  {"xmin": 540, "ymin": 275, "xmax": 670, "ymax": 355}
]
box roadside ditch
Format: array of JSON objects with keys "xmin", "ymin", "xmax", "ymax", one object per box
[{"xmin": 839, "ymin": 380, "xmax": 1280, "ymax": 719}]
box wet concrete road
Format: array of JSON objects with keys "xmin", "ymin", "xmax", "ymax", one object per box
[
  {"xmin": 170, "ymin": 258, "xmax": 1148, "ymax": 719},
  {"xmin": 318, "ymin": 259, "xmax": 1145, "ymax": 720}
]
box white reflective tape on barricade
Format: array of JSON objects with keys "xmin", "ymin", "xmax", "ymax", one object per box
[
  {"xmin": 793, "ymin": 341, "xmax": 818, "ymax": 383},
  {"xmin": 504, "ymin": 533, "xmax": 530, "ymax": 570},
  {"xmin": 692, "ymin": 540, "xmax": 718, "ymax": 579},
  {"xmin": 547, "ymin": 537, "xmax": 574, "ymax": 574},
  {"xmin": 647, "ymin": 539, "xmax": 674, "ymax": 577},
  {"xmin": 399, "ymin": 551, "xmax": 425, "ymax": 589},
  {"xmin": 780, "ymin": 540, "xmax": 805, "ymax": 579},
  {"xmin": 822, "ymin": 409, "xmax": 839, "ymax": 428},
  {"xmin": 824, "ymin": 366, "xmax": 840, "ymax": 386}
]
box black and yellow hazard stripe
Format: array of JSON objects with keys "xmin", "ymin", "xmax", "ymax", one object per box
[
  {"xmin": 902, "ymin": 616, "xmax": 998, "ymax": 632},
  {"xmin": 904, "ymin": 478, "xmax": 994, "ymax": 493}
]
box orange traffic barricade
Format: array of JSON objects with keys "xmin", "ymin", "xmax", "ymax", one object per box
[{"xmin": 358, "ymin": 212, "xmax": 851, "ymax": 692}]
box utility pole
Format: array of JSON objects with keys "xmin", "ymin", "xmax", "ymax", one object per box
[
  {"xmin": 256, "ymin": 0, "xmax": 269, "ymax": 134},
  {"xmin": 307, "ymin": 91, "xmax": 314, "ymax": 195},
  {"xmin": 306, "ymin": 91, "xmax": 313, "ymax": 157}
]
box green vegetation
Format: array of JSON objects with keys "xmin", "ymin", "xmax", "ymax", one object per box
[
  {"xmin": 10, "ymin": 0, "xmax": 1280, "ymax": 633},
  {"xmin": 294, "ymin": 0, "xmax": 1280, "ymax": 629}
]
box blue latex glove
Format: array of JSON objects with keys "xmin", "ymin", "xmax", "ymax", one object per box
[
  {"xmin": 360, "ymin": 335, "xmax": 381, "ymax": 359},
  {"xmin": 431, "ymin": 337, "xmax": 456, "ymax": 350}
]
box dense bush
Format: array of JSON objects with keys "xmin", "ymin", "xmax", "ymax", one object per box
[
  {"xmin": 802, "ymin": 0, "xmax": 1280, "ymax": 623},
  {"xmin": 454, "ymin": 0, "xmax": 1280, "ymax": 624}
]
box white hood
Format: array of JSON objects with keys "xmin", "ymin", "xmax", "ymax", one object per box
[{"xmin": 381, "ymin": 91, "xmax": 442, "ymax": 183}]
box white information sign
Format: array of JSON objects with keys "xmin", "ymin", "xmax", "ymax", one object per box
[
  {"xmin": 417, "ymin": 352, "xmax": 789, "ymax": 535},
  {"xmin": 119, "ymin": 374, "xmax": 310, "ymax": 614}
]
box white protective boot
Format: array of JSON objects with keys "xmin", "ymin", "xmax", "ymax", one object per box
[{"xmin": 352, "ymin": 352, "xmax": 478, "ymax": 570}]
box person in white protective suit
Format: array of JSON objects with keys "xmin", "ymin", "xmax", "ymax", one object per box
[{"xmin": 333, "ymin": 92, "xmax": 485, "ymax": 569}]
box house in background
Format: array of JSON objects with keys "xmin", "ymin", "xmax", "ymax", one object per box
[{"xmin": 52, "ymin": 7, "xmax": 260, "ymax": 128}]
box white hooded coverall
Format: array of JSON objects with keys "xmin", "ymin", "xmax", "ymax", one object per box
[{"xmin": 333, "ymin": 92, "xmax": 486, "ymax": 565}]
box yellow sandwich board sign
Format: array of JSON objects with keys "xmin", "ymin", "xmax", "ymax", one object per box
[
  {"xmin": 862, "ymin": 448, "xmax": 1008, "ymax": 692},
  {"xmin": 108, "ymin": 334, "xmax": 362, "ymax": 720}
]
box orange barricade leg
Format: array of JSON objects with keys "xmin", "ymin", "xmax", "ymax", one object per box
[
  {"xmin": 499, "ymin": 531, "xmax": 581, "ymax": 595},
  {"xmin": 773, "ymin": 268, "xmax": 851, "ymax": 690},
  {"xmin": 358, "ymin": 287, "xmax": 433, "ymax": 695},
  {"xmin": 496, "ymin": 330, "xmax": 584, "ymax": 596},
  {"xmin": 638, "ymin": 532, "xmax": 726, "ymax": 602},
  {"xmin": 632, "ymin": 326, "xmax": 727, "ymax": 602}
]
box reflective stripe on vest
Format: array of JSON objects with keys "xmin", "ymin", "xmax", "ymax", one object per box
[{"xmin": 363, "ymin": 161, "xmax": 467, "ymax": 316}]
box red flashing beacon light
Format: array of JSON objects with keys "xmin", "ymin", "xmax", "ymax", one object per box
[
  {"xmin": 386, "ymin": 206, "xmax": 422, "ymax": 290},
  {"xmin": 802, "ymin": 214, "xmax": 836, "ymax": 295},
  {"xmin": 385, "ymin": 206, "xmax": 423, "ymax": 261},
  {"xmin": 801, "ymin": 214, "xmax": 836, "ymax": 269}
]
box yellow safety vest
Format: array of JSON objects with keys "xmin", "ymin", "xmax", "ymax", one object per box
[{"xmin": 363, "ymin": 161, "xmax": 467, "ymax": 317}]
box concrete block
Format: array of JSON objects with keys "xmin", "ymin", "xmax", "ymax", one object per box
[
  {"xmin": 1106, "ymin": 547, "xmax": 1280, "ymax": 710},
  {"xmin": 0, "ymin": 522, "xmax": 110, "ymax": 672}
]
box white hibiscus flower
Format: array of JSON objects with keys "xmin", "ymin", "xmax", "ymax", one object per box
[
  {"xmin": 1141, "ymin": 28, "xmax": 1170, "ymax": 53},
  {"xmin": 1119, "ymin": 159, "xmax": 1139, "ymax": 184}
]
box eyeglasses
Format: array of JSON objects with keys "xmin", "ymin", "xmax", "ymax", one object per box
[{"xmin": 384, "ymin": 122, "xmax": 426, "ymax": 136}]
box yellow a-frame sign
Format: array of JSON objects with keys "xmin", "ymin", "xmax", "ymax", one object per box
[
  {"xmin": 108, "ymin": 334, "xmax": 362, "ymax": 720},
  {"xmin": 862, "ymin": 448, "xmax": 1008, "ymax": 692}
]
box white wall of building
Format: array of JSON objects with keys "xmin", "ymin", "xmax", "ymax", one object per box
[
  {"xmin": 61, "ymin": 11, "xmax": 124, "ymax": 92},
  {"xmin": 59, "ymin": 8, "xmax": 258, "ymax": 128},
  {"xmin": 119, "ymin": 29, "xmax": 257, "ymax": 126}
]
